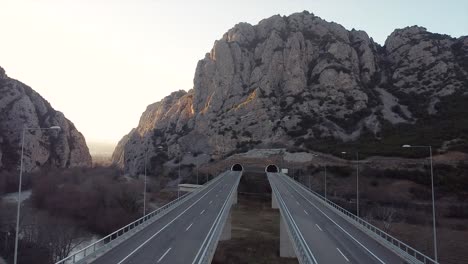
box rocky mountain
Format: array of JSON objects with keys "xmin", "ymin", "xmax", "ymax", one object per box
[
  {"xmin": 112, "ymin": 11, "xmax": 468, "ymax": 175},
  {"xmin": 0, "ymin": 66, "xmax": 92, "ymax": 172}
]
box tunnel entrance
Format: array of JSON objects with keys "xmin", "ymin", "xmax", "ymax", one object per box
[
  {"xmin": 231, "ymin": 164, "xmax": 243, "ymax": 171},
  {"xmin": 265, "ymin": 164, "xmax": 279, "ymax": 173}
]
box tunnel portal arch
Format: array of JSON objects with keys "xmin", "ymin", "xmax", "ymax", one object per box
[
  {"xmin": 265, "ymin": 164, "xmax": 279, "ymax": 173},
  {"xmin": 231, "ymin": 164, "xmax": 243, "ymax": 171}
]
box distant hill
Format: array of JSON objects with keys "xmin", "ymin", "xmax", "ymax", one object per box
[
  {"xmin": 88, "ymin": 141, "xmax": 116, "ymax": 157},
  {"xmin": 112, "ymin": 11, "xmax": 468, "ymax": 175}
]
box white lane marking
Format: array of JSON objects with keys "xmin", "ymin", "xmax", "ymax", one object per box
[
  {"xmin": 186, "ymin": 223, "xmax": 193, "ymax": 231},
  {"xmin": 296, "ymin": 201, "xmax": 300, "ymax": 205},
  {"xmin": 337, "ymin": 248, "xmax": 350, "ymax": 262},
  {"xmin": 157, "ymin": 247, "xmax": 172, "ymax": 263},
  {"xmin": 200, "ymin": 210, "xmax": 205, "ymax": 215},
  {"xmin": 270, "ymin": 176, "xmax": 319, "ymax": 264},
  {"xmin": 304, "ymin": 209, "xmax": 309, "ymax": 215},
  {"xmin": 116, "ymin": 179, "xmax": 225, "ymax": 264},
  {"xmin": 209, "ymin": 200, "xmax": 213, "ymax": 204},
  {"xmin": 192, "ymin": 175, "xmax": 240, "ymax": 264},
  {"xmin": 280, "ymin": 176, "xmax": 386, "ymax": 264},
  {"xmin": 216, "ymin": 194, "xmax": 218, "ymax": 197},
  {"xmin": 315, "ymin": 224, "xmax": 323, "ymax": 231}
]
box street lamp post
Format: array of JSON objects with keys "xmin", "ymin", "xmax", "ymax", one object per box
[
  {"xmin": 308, "ymin": 153, "xmax": 319, "ymax": 191},
  {"xmin": 356, "ymin": 152, "xmax": 359, "ymax": 218},
  {"xmin": 4, "ymin": 232, "xmax": 9, "ymax": 252},
  {"xmin": 178, "ymin": 157, "xmax": 181, "ymax": 199},
  {"xmin": 14, "ymin": 125, "xmax": 60, "ymax": 264},
  {"xmin": 177, "ymin": 150, "xmax": 193, "ymax": 198},
  {"xmin": 196, "ymin": 158, "xmax": 199, "ymax": 185},
  {"xmin": 183, "ymin": 151, "xmax": 199, "ymax": 185},
  {"xmin": 143, "ymin": 149, "xmax": 147, "ymax": 216},
  {"xmin": 324, "ymin": 165, "xmax": 327, "ymax": 201},
  {"xmin": 341, "ymin": 151, "xmax": 359, "ymax": 217},
  {"xmin": 402, "ymin": 144, "xmax": 438, "ymax": 262},
  {"xmin": 143, "ymin": 145, "xmax": 164, "ymax": 215}
]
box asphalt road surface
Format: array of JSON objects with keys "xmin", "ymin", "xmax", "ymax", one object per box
[
  {"xmin": 269, "ymin": 172, "xmax": 407, "ymax": 264},
  {"xmin": 91, "ymin": 171, "xmax": 241, "ymax": 264}
]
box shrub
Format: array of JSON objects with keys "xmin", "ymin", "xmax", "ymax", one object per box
[
  {"xmin": 30, "ymin": 166, "xmax": 142, "ymax": 235},
  {"xmin": 326, "ymin": 166, "xmax": 352, "ymax": 178},
  {"xmin": 445, "ymin": 205, "xmax": 468, "ymax": 219}
]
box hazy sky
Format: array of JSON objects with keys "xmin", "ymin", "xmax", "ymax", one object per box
[{"xmin": 1, "ymin": 0, "xmax": 467, "ymax": 149}]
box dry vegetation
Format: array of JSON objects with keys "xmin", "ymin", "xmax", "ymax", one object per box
[
  {"xmin": 294, "ymin": 162, "xmax": 468, "ymax": 264},
  {"xmin": 1, "ymin": 153, "xmax": 466, "ymax": 264},
  {"xmin": 0, "ymin": 166, "xmax": 181, "ymax": 264},
  {"xmin": 213, "ymin": 194, "xmax": 298, "ymax": 264}
]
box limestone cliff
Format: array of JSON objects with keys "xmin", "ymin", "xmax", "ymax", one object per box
[
  {"xmin": 0, "ymin": 66, "xmax": 92, "ymax": 172},
  {"xmin": 112, "ymin": 11, "xmax": 468, "ymax": 175}
]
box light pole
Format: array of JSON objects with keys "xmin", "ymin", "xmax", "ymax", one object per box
[
  {"xmin": 5, "ymin": 232, "xmax": 9, "ymax": 252},
  {"xmin": 280, "ymin": 150, "xmax": 284, "ymax": 173},
  {"xmin": 196, "ymin": 157, "xmax": 199, "ymax": 185},
  {"xmin": 14, "ymin": 125, "xmax": 61, "ymax": 264},
  {"xmin": 183, "ymin": 151, "xmax": 199, "ymax": 184},
  {"xmin": 324, "ymin": 165, "xmax": 327, "ymax": 201},
  {"xmin": 178, "ymin": 156, "xmax": 181, "ymax": 199},
  {"xmin": 402, "ymin": 144, "xmax": 438, "ymax": 262},
  {"xmin": 356, "ymin": 152, "xmax": 359, "ymax": 218},
  {"xmin": 308, "ymin": 153, "xmax": 319, "ymax": 191},
  {"xmin": 177, "ymin": 150, "xmax": 192, "ymax": 198},
  {"xmin": 341, "ymin": 151, "xmax": 359, "ymax": 217},
  {"xmin": 143, "ymin": 148, "xmax": 147, "ymax": 216}
]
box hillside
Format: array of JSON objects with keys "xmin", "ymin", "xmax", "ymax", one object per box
[
  {"xmin": 112, "ymin": 11, "xmax": 468, "ymax": 175},
  {"xmin": 0, "ymin": 66, "xmax": 91, "ymax": 173}
]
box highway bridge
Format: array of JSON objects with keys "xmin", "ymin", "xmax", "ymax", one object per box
[
  {"xmin": 56, "ymin": 163, "xmax": 437, "ymax": 264},
  {"xmin": 269, "ymin": 172, "xmax": 411, "ymax": 264}
]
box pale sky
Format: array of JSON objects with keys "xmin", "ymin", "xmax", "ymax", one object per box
[{"xmin": 1, "ymin": 0, "xmax": 467, "ymax": 151}]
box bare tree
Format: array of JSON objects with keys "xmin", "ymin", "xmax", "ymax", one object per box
[
  {"xmin": 375, "ymin": 207, "xmax": 397, "ymax": 233},
  {"xmin": 115, "ymin": 183, "xmax": 142, "ymax": 215},
  {"xmin": 0, "ymin": 202, "xmax": 16, "ymax": 260},
  {"xmin": 37, "ymin": 215, "xmax": 86, "ymax": 262}
]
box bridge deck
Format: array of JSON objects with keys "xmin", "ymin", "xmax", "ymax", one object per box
[
  {"xmin": 269, "ymin": 172, "xmax": 407, "ymax": 264},
  {"xmin": 90, "ymin": 171, "xmax": 240, "ymax": 264}
]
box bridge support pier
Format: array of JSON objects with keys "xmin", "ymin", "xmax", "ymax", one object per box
[
  {"xmin": 280, "ymin": 217, "xmax": 296, "ymax": 258},
  {"xmin": 232, "ymin": 190, "xmax": 237, "ymax": 205},
  {"xmin": 220, "ymin": 211, "xmax": 232, "ymax": 241},
  {"xmin": 272, "ymin": 191, "xmax": 278, "ymax": 209}
]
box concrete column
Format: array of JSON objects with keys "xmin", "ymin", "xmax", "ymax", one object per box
[
  {"xmin": 232, "ymin": 189, "xmax": 237, "ymax": 205},
  {"xmin": 280, "ymin": 217, "xmax": 296, "ymax": 258},
  {"xmin": 220, "ymin": 211, "xmax": 232, "ymax": 241},
  {"xmin": 272, "ymin": 191, "xmax": 279, "ymax": 209}
]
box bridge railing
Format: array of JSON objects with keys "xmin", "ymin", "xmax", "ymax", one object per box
[
  {"xmin": 280, "ymin": 173, "xmax": 438, "ymax": 264},
  {"xmin": 55, "ymin": 171, "xmax": 227, "ymax": 264},
  {"xmin": 268, "ymin": 174, "xmax": 317, "ymax": 264},
  {"xmin": 195, "ymin": 172, "xmax": 242, "ymax": 264}
]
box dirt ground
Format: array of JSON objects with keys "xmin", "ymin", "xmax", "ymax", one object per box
[
  {"xmin": 389, "ymin": 222, "xmax": 468, "ymax": 264},
  {"xmin": 212, "ymin": 194, "xmax": 298, "ymax": 264}
]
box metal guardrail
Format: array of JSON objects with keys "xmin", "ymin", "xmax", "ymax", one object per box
[
  {"xmin": 267, "ymin": 174, "xmax": 317, "ymax": 264},
  {"xmin": 195, "ymin": 171, "xmax": 242, "ymax": 264},
  {"xmin": 279, "ymin": 173, "xmax": 438, "ymax": 264},
  {"xmin": 55, "ymin": 172, "xmax": 228, "ymax": 264}
]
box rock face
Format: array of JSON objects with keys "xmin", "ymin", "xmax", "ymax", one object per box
[
  {"xmin": 113, "ymin": 11, "xmax": 468, "ymax": 175},
  {"xmin": 0, "ymin": 66, "xmax": 92, "ymax": 172}
]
